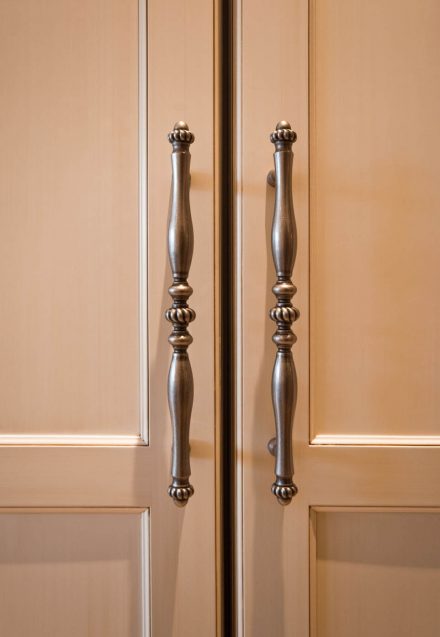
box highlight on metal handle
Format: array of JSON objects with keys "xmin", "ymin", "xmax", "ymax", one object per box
[
  {"xmin": 165, "ymin": 121, "xmax": 196, "ymax": 506},
  {"xmin": 267, "ymin": 121, "xmax": 299, "ymax": 505}
]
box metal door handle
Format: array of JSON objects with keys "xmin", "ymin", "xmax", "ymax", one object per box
[
  {"xmin": 165, "ymin": 122, "xmax": 196, "ymax": 506},
  {"xmin": 267, "ymin": 121, "xmax": 299, "ymax": 505}
]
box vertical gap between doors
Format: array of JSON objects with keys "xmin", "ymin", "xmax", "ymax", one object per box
[{"xmin": 219, "ymin": 0, "xmax": 236, "ymax": 634}]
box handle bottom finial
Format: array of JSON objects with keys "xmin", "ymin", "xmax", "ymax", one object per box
[
  {"xmin": 168, "ymin": 481, "xmax": 194, "ymax": 507},
  {"xmin": 271, "ymin": 481, "xmax": 298, "ymax": 506}
]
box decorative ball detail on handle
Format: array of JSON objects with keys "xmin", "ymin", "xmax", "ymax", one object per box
[
  {"xmin": 165, "ymin": 307, "xmax": 196, "ymax": 326},
  {"xmin": 269, "ymin": 306, "xmax": 300, "ymax": 324}
]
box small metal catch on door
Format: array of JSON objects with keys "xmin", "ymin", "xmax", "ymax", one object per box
[
  {"xmin": 165, "ymin": 122, "xmax": 196, "ymax": 506},
  {"xmin": 267, "ymin": 121, "xmax": 299, "ymax": 505}
]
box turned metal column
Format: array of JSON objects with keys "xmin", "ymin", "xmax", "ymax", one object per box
[
  {"xmin": 165, "ymin": 122, "xmax": 196, "ymax": 506},
  {"xmin": 267, "ymin": 121, "xmax": 299, "ymax": 505}
]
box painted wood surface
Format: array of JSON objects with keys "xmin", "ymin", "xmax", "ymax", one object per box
[
  {"xmin": 0, "ymin": 1, "xmax": 217, "ymax": 634},
  {"xmin": 238, "ymin": 1, "xmax": 440, "ymax": 635}
]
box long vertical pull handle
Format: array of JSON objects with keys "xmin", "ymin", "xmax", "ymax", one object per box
[
  {"xmin": 267, "ymin": 121, "xmax": 299, "ymax": 505},
  {"xmin": 165, "ymin": 122, "xmax": 196, "ymax": 506}
]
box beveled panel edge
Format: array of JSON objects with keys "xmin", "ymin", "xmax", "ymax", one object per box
[
  {"xmin": 311, "ymin": 505, "xmax": 440, "ymax": 513},
  {"xmin": 139, "ymin": 0, "xmax": 149, "ymax": 445},
  {"xmin": 311, "ymin": 434, "xmax": 440, "ymax": 447},
  {"xmin": 309, "ymin": 507, "xmax": 318, "ymax": 637},
  {"xmin": 0, "ymin": 507, "xmax": 148, "ymax": 513},
  {"xmin": 0, "ymin": 434, "xmax": 147, "ymax": 446},
  {"xmin": 140, "ymin": 509, "xmax": 151, "ymax": 637},
  {"xmin": 307, "ymin": 0, "xmax": 317, "ymax": 446}
]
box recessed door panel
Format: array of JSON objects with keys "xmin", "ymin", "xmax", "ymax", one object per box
[
  {"xmin": 314, "ymin": 510, "xmax": 440, "ymax": 637},
  {"xmin": 0, "ymin": 0, "xmax": 141, "ymax": 437},
  {"xmin": 310, "ymin": 0, "xmax": 440, "ymax": 440},
  {"xmin": 0, "ymin": 511, "xmax": 148, "ymax": 637}
]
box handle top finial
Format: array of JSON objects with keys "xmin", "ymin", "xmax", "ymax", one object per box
[
  {"xmin": 270, "ymin": 121, "xmax": 297, "ymax": 144},
  {"xmin": 168, "ymin": 121, "xmax": 195, "ymax": 144}
]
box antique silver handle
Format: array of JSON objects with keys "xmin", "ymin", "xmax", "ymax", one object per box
[
  {"xmin": 165, "ymin": 122, "xmax": 196, "ymax": 506},
  {"xmin": 267, "ymin": 121, "xmax": 299, "ymax": 505}
]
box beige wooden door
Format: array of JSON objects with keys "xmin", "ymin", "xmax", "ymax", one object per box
[
  {"xmin": 237, "ymin": 1, "xmax": 440, "ymax": 635},
  {"xmin": 0, "ymin": 1, "xmax": 217, "ymax": 635}
]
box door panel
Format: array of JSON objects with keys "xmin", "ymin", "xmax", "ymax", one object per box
[
  {"xmin": 310, "ymin": 0, "xmax": 440, "ymax": 441},
  {"xmin": 238, "ymin": 1, "xmax": 440, "ymax": 635},
  {"xmin": 0, "ymin": 0, "xmax": 140, "ymax": 438},
  {"xmin": 0, "ymin": 1, "xmax": 217, "ymax": 635},
  {"xmin": 0, "ymin": 511, "xmax": 147, "ymax": 637},
  {"xmin": 313, "ymin": 510, "xmax": 440, "ymax": 637}
]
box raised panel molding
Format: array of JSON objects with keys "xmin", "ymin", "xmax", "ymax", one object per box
[
  {"xmin": 311, "ymin": 434, "xmax": 440, "ymax": 447},
  {"xmin": 138, "ymin": 0, "xmax": 148, "ymax": 445},
  {"xmin": 0, "ymin": 434, "xmax": 147, "ymax": 446}
]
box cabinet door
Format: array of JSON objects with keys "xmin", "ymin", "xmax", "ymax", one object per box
[
  {"xmin": 238, "ymin": 1, "xmax": 440, "ymax": 635},
  {"xmin": 0, "ymin": 1, "xmax": 217, "ymax": 635}
]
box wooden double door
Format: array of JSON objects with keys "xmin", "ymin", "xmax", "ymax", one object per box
[{"xmin": 1, "ymin": 1, "xmax": 440, "ymax": 635}]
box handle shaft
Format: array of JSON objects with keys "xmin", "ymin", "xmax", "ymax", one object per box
[
  {"xmin": 166, "ymin": 122, "xmax": 196, "ymax": 506},
  {"xmin": 268, "ymin": 121, "xmax": 299, "ymax": 505}
]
